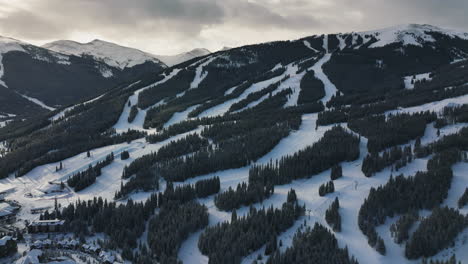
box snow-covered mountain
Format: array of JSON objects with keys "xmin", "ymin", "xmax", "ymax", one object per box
[
  {"xmin": 349, "ymin": 24, "xmax": 468, "ymax": 48},
  {"xmin": 43, "ymin": 39, "xmax": 166, "ymax": 69},
  {"xmin": 155, "ymin": 48, "xmax": 211, "ymax": 66},
  {"xmin": 0, "ymin": 37, "xmax": 168, "ymax": 116},
  {"xmin": 2, "ymin": 24, "xmax": 468, "ymax": 264}
]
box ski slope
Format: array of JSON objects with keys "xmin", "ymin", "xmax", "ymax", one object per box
[
  {"xmin": 113, "ymin": 69, "xmax": 181, "ymax": 133},
  {"xmin": 311, "ymin": 53, "xmax": 339, "ymax": 106}
]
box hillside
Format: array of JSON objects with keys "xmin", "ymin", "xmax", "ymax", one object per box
[{"xmin": 1, "ymin": 24, "xmax": 468, "ymax": 264}]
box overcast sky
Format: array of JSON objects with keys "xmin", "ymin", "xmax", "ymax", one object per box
[{"xmin": 0, "ymin": 0, "xmax": 466, "ymax": 55}]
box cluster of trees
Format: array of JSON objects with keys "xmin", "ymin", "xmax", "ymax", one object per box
[
  {"xmin": 416, "ymin": 127, "xmax": 468, "ymax": 158},
  {"xmin": 317, "ymin": 107, "xmax": 349, "ymax": 126},
  {"xmin": 157, "ymin": 178, "xmax": 220, "ymax": 205},
  {"xmin": 0, "ymin": 91, "xmax": 143, "ymax": 179},
  {"xmin": 389, "ymin": 211, "xmax": 419, "ymax": 244},
  {"xmin": 146, "ymin": 201, "xmax": 209, "ymax": 263},
  {"xmin": 458, "ymin": 188, "xmax": 468, "ymax": 208},
  {"xmin": 325, "ymin": 197, "xmax": 341, "ymax": 232},
  {"xmin": 128, "ymin": 105, "xmax": 138, "ymax": 123},
  {"xmin": 228, "ymin": 81, "xmax": 281, "ymax": 112},
  {"xmin": 318, "ymin": 181, "xmax": 335, "ymax": 196},
  {"xmin": 125, "ymin": 134, "xmax": 209, "ymax": 178},
  {"xmin": 441, "ymin": 104, "xmax": 468, "ymax": 124},
  {"xmin": 155, "ymin": 121, "xmax": 293, "ymax": 182},
  {"xmin": 187, "ymin": 81, "xmax": 254, "ymax": 118},
  {"xmin": 362, "ymin": 145, "xmax": 413, "ymax": 177},
  {"xmin": 330, "ymin": 164, "xmax": 343, "ymax": 180},
  {"xmin": 298, "ymin": 70, "xmax": 325, "ymax": 104},
  {"xmin": 138, "ymin": 68, "xmax": 195, "ymax": 109},
  {"xmin": 195, "ymin": 176, "xmax": 221, "ymax": 198},
  {"xmin": 421, "ymin": 255, "xmax": 461, "ymax": 264},
  {"xmin": 121, "ymin": 150, "xmax": 130, "ymax": 160},
  {"xmin": 115, "ymin": 168, "xmax": 160, "ymax": 199},
  {"xmin": 214, "ymin": 126, "xmax": 359, "ymax": 210},
  {"xmin": 249, "ymin": 126, "xmax": 359, "ymax": 187},
  {"xmin": 266, "ymin": 223, "xmax": 358, "ymax": 264},
  {"xmin": 42, "ymin": 195, "xmax": 158, "ymax": 250},
  {"xmin": 358, "ymin": 149, "xmax": 461, "ymax": 254},
  {"xmin": 117, "ymin": 134, "xmax": 209, "ymax": 197},
  {"xmin": 67, "ymin": 152, "xmax": 114, "ymax": 191},
  {"xmin": 405, "ymin": 207, "xmax": 468, "ymax": 259},
  {"xmin": 348, "ymin": 112, "xmax": 436, "ymax": 153},
  {"xmin": 199, "ymin": 195, "xmax": 304, "ymax": 264},
  {"xmin": 214, "ymin": 181, "xmax": 274, "ymax": 211}
]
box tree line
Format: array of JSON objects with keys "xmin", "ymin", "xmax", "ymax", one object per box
[
  {"xmin": 67, "ymin": 152, "xmax": 115, "ymax": 191},
  {"xmin": 199, "ymin": 193, "xmax": 304, "ymax": 264},
  {"xmin": 358, "ymin": 149, "xmax": 461, "ymax": 255},
  {"xmin": 266, "ymin": 223, "xmax": 358, "ymax": 264},
  {"xmin": 405, "ymin": 207, "xmax": 468, "ymax": 259},
  {"xmin": 214, "ymin": 126, "xmax": 359, "ymax": 210},
  {"xmin": 348, "ymin": 112, "xmax": 436, "ymax": 153}
]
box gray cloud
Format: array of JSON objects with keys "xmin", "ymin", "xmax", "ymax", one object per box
[{"xmin": 0, "ymin": 0, "xmax": 466, "ymax": 54}]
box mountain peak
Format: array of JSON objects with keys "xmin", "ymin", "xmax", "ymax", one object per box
[
  {"xmin": 43, "ymin": 39, "xmax": 165, "ymax": 69},
  {"xmin": 352, "ymin": 23, "xmax": 468, "ymax": 48}
]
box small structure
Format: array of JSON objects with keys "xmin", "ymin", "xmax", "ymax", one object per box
[
  {"xmin": 30, "ymin": 206, "xmax": 51, "ymax": 214},
  {"xmin": 28, "ymin": 219, "xmax": 65, "ymax": 233},
  {"xmin": 0, "ymin": 202, "xmax": 19, "ymax": 222},
  {"xmin": 0, "ymin": 235, "xmax": 17, "ymax": 258}
]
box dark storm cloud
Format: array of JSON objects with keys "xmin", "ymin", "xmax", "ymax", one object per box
[{"xmin": 0, "ymin": 0, "xmax": 466, "ymax": 54}]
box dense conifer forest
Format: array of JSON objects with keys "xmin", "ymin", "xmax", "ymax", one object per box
[
  {"xmin": 199, "ymin": 195, "xmax": 304, "ymax": 264},
  {"xmin": 67, "ymin": 152, "xmax": 115, "ymax": 191},
  {"xmin": 266, "ymin": 223, "xmax": 358, "ymax": 264}
]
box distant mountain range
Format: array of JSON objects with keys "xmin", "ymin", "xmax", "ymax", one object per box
[{"xmin": 0, "ymin": 37, "xmax": 210, "ymax": 117}]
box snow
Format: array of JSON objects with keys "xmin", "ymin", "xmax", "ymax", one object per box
[
  {"xmin": 337, "ymin": 34, "xmax": 347, "ymax": 50},
  {"xmin": 322, "ymin": 35, "xmax": 329, "ymax": 53},
  {"xmin": 356, "ymin": 24, "xmax": 468, "ymax": 48},
  {"xmin": 112, "ymin": 69, "xmax": 181, "ymax": 133},
  {"xmin": 190, "ymin": 57, "xmax": 216, "ymax": 89},
  {"xmin": 15, "ymin": 249, "xmax": 42, "ymax": 264},
  {"xmin": 403, "ymin": 72, "xmax": 432, "ymax": 89},
  {"xmin": 156, "ymin": 48, "xmax": 211, "ymax": 67},
  {"xmin": 178, "ymin": 95, "xmax": 468, "ymax": 264},
  {"xmin": 234, "ymin": 63, "xmax": 306, "ymax": 110},
  {"xmin": 442, "ymin": 162, "xmax": 468, "ymax": 214},
  {"xmin": 303, "ymin": 40, "xmax": 319, "ymax": 53},
  {"xmin": 50, "ymin": 93, "xmax": 106, "ymax": 121},
  {"xmin": 163, "ymin": 104, "xmax": 200, "ymax": 128},
  {"xmin": 311, "ymin": 53, "xmax": 339, "ymax": 106},
  {"xmin": 0, "ymin": 36, "xmax": 27, "ymax": 87},
  {"xmin": 386, "ymin": 93, "xmax": 468, "ymax": 116},
  {"xmin": 18, "ymin": 93, "xmax": 56, "ymax": 111},
  {"xmin": 43, "ymin": 39, "xmax": 164, "ymax": 69},
  {"xmin": 0, "ymin": 125, "xmax": 203, "ymax": 227},
  {"xmin": 197, "ymin": 65, "xmax": 288, "ymax": 118},
  {"xmin": 0, "ymin": 120, "xmax": 11, "ymax": 128}
]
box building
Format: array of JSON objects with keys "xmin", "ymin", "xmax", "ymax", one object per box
[
  {"xmin": 30, "ymin": 206, "xmax": 51, "ymax": 215},
  {"xmin": 0, "ymin": 236, "xmax": 17, "ymax": 258},
  {"xmin": 28, "ymin": 219, "xmax": 65, "ymax": 233},
  {"xmin": 0, "ymin": 202, "xmax": 19, "ymax": 222}
]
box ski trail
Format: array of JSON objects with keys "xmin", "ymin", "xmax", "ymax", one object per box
[
  {"xmin": 323, "ymin": 35, "xmax": 329, "ymax": 53},
  {"xmin": 113, "ymin": 69, "xmax": 181, "ymax": 133},
  {"xmin": 163, "ymin": 104, "xmax": 200, "ymax": 128},
  {"xmin": 18, "ymin": 93, "xmax": 56, "ymax": 111},
  {"xmin": 311, "ymin": 53, "xmax": 338, "ymax": 106},
  {"xmin": 303, "ymin": 40, "xmax": 320, "ymax": 53},
  {"xmin": 190, "ymin": 57, "xmax": 216, "ymax": 89}
]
